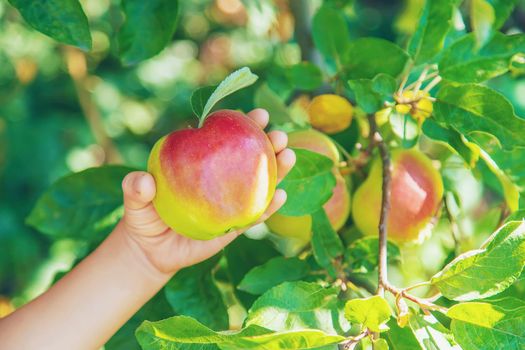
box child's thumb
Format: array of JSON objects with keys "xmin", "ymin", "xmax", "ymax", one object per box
[{"xmin": 122, "ymin": 172, "xmax": 156, "ymax": 210}]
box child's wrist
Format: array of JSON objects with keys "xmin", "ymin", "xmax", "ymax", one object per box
[{"xmin": 115, "ymin": 222, "xmax": 177, "ymax": 282}]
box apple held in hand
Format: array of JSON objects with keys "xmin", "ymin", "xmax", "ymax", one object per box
[
  {"xmin": 148, "ymin": 110, "xmax": 277, "ymax": 240},
  {"xmin": 352, "ymin": 149, "xmax": 443, "ymax": 243}
]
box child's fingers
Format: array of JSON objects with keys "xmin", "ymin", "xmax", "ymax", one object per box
[
  {"xmin": 247, "ymin": 108, "xmax": 269, "ymax": 129},
  {"xmin": 258, "ymin": 189, "xmax": 287, "ymax": 222},
  {"xmin": 122, "ymin": 172, "xmax": 156, "ymax": 211},
  {"xmin": 268, "ymin": 130, "xmax": 288, "ymax": 154},
  {"xmin": 276, "ymin": 148, "xmax": 296, "ymax": 182}
]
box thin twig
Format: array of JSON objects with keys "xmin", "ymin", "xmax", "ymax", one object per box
[
  {"xmin": 368, "ymin": 114, "xmax": 392, "ymax": 296},
  {"xmin": 340, "ymin": 329, "xmax": 371, "ymax": 350},
  {"xmin": 64, "ymin": 47, "xmax": 122, "ymax": 163}
]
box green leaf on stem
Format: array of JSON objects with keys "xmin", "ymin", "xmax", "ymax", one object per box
[
  {"xmin": 198, "ymin": 67, "xmax": 258, "ymax": 126},
  {"xmin": 447, "ymin": 298, "xmax": 525, "ymax": 350},
  {"xmin": 431, "ymin": 221, "xmax": 525, "ymax": 301},
  {"xmin": 407, "ymin": 0, "xmax": 461, "ymax": 64},
  {"xmin": 238, "ymin": 257, "xmax": 310, "ymax": 295},
  {"xmin": 118, "ymin": 0, "xmax": 180, "ymax": 65},
  {"xmin": 471, "ymin": 0, "xmax": 496, "ymax": 48},
  {"xmin": 8, "ymin": 0, "xmax": 92, "ymax": 50},
  {"xmin": 344, "ymin": 295, "xmax": 392, "ymax": 333},
  {"xmin": 164, "ymin": 255, "xmax": 228, "ymax": 330},
  {"xmin": 253, "ymin": 83, "xmax": 292, "ymax": 124},
  {"xmin": 311, "ymin": 208, "xmax": 344, "ymax": 277},
  {"xmin": 439, "ymin": 33, "xmax": 525, "ymax": 83},
  {"xmin": 26, "ymin": 166, "xmax": 134, "ymax": 242},
  {"xmin": 434, "ymin": 83, "xmax": 525, "ymax": 151},
  {"xmin": 136, "ymin": 315, "xmax": 345, "ymax": 350},
  {"xmin": 422, "ymin": 120, "xmax": 479, "ymax": 167},
  {"xmin": 245, "ymin": 281, "xmax": 349, "ymax": 335},
  {"xmin": 312, "ymin": 5, "xmax": 351, "ymax": 65},
  {"xmin": 344, "ymin": 38, "xmax": 409, "ymax": 79},
  {"xmin": 191, "ymin": 85, "xmax": 216, "ymax": 119},
  {"xmin": 288, "ymin": 62, "xmax": 323, "ymax": 91},
  {"xmin": 278, "ymin": 149, "xmax": 336, "ymax": 216}
]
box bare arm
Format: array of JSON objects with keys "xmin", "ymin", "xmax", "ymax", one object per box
[{"xmin": 0, "ymin": 109, "xmax": 295, "ymax": 350}]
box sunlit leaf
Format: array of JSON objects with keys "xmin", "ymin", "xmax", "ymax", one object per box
[
  {"xmin": 439, "ymin": 33, "xmax": 525, "ymax": 83},
  {"xmin": 344, "ymin": 295, "xmax": 392, "ymax": 332},
  {"xmin": 408, "ymin": 0, "xmax": 461, "ymax": 63},
  {"xmin": 448, "ymin": 299, "xmax": 525, "ymax": 350},
  {"xmin": 434, "ymin": 84, "xmax": 525, "ymax": 151},
  {"xmin": 199, "ymin": 67, "xmax": 258, "ymax": 124},
  {"xmin": 431, "ymin": 221, "xmax": 525, "ymax": 301}
]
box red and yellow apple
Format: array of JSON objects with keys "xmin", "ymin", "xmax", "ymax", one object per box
[
  {"xmin": 148, "ymin": 110, "xmax": 277, "ymax": 240},
  {"xmin": 266, "ymin": 129, "xmax": 351, "ymax": 242},
  {"xmin": 352, "ymin": 149, "xmax": 443, "ymax": 242}
]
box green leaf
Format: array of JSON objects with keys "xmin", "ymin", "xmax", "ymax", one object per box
[
  {"xmin": 487, "ymin": 0, "xmax": 519, "ymax": 30},
  {"xmin": 26, "ymin": 166, "xmax": 133, "ymax": 241},
  {"xmin": 8, "ymin": 0, "xmax": 91, "ymax": 50},
  {"xmin": 118, "ymin": 0, "xmax": 180, "ymax": 65},
  {"xmin": 347, "ymin": 79, "xmax": 382, "ymax": 113},
  {"xmin": 246, "ymin": 281, "xmax": 349, "ymax": 335},
  {"xmin": 422, "ymin": 119, "xmax": 479, "ymax": 167},
  {"xmin": 345, "ymin": 237, "xmax": 401, "ymax": 274},
  {"xmin": 191, "ymin": 85, "xmax": 216, "ymax": 119},
  {"xmin": 407, "ymin": 312, "xmax": 458, "ymax": 350},
  {"xmin": 199, "ymin": 67, "xmax": 258, "ymax": 125},
  {"xmin": 288, "ymin": 62, "xmax": 323, "ymax": 91},
  {"xmin": 278, "ymin": 149, "xmax": 336, "ymax": 216},
  {"xmin": 439, "ymin": 33, "xmax": 525, "ymax": 83},
  {"xmin": 344, "ymin": 38, "xmax": 409, "ymax": 79},
  {"xmin": 505, "ymin": 209, "xmax": 525, "ymax": 223},
  {"xmin": 224, "ymin": 235, "xmax": 280, "ymax": 308},
  {"xmin": 311, "ymin": 208, "xmax": 344, "ymax": 276},
  {"xmin": 347, "ymin": 74, "xmax": 397, "ymax": 114},
  {"xmin": 238, "ymin": 257, "xmax": 310, "ymax": 295},
  {"xmin": 136, "ymin": 315, "xmax": 345, "ymax": 350},
  {"xmin": 447, "ymin": 299, "xmax": 525, "ymax": 350},
  {"xmin": 344, "ymin": 295, "xmax": 392, "ymax": 332},
  {"xmin": 431, "ymin": 221, "xmax": 525, "ymax": 301},
  {"xmin": 470, "ymin": 0, "xmax": 519, "ymax": 48},
  {"xmin": 372, "ymin": 73, "xmax": 398, "ymax": 97},
  {"xmin": 471, "ymin": 0, "xmax": 496, "ymax": 48},
  {"xmin": 476, "ymin": 146, "xmax": 520, "ymax": 212},
  {"xmin": 312, "ymin": 5, "xmax": 351, "ymax": 64},
  {"xmin": 407, "ymin": 0, "xmax": 461, "ymax": 64},
  {"xmin": 434, "ymin": 83, "xmax": 525, "ymax": 151},
  {"xmin": 389, "ymin": 112, "xmax": 419, "ymax": 148},
  {"xmin": 253, "ymin": 83, "xmax": 292, "ymax": 124},
  {"xmin": 165, "ymin": 255, "xmax": 228, "ymax": 330},
  {"xmin": 373, "ymin": 338, "xmax": 389, "ymax": 350}
]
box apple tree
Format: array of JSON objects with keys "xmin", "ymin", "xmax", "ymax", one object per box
[{"xmin": 2, "ymin": 0, "xmax": 525, "ymax": 349}]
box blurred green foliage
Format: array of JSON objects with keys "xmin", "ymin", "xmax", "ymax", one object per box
[{"xmin": 1, "ymin": 0, "xmax": 525, "ymax": 348}]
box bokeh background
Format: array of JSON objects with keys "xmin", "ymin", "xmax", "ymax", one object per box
[{"xmin": 1, "ymin": 0, "xmax": 525, "ymax": 317}]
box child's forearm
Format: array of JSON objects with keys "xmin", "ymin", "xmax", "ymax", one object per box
[{"xmin": 0, "ymin": 221, "xmax": 175, "ymax": 350}]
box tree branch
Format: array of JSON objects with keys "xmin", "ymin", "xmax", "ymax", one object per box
[
  {"xmin": 64, "ymin": 47, "xmax": 122, "ymax": 164},
  {"xmin": 367, "ymin": 114, "xmax": 392, "ymax": 296}
]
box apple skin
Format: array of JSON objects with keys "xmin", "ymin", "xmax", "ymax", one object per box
[
  {"xmin": 148, "ymin": 110, "xmax": 277, "ymax": 240},
  {"xmin": 352, "ymin": 149, "xmax": 443, "ymax": 243},
  {"xmin": 266, "ymin": 129, "xmax": 351, "ymax": 241}
]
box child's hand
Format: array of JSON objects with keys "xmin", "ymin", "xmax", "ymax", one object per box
[{"xmin": 120, "ymin": 109, "xmax": 296, "ymax": 275}]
